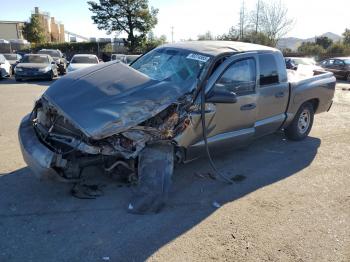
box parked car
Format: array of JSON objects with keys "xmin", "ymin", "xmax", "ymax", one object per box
[
  {"xmin": 15, "ymin": 54, "xmax": 58, "ymax": 81},
  {"xmin": 111, "ymin": 53, "xmax": 126, "ymax": 62},
  {"xmin": 37, "ymin": 49, "xmax": 67, "ymax": 75},
  {"xmin": 67, "ymin": 54, "xmax": 100, "ymax": 73},
  {"xmin": 2, "ymin": 53, "xmax": 22, "ymax": 74},
  {"xmin": 19, "ymin": 41, "xmax": 336, "ymax": 213},
  {"xmin": 0, "ymin": 54, "xmax": 12, "ymax": 78},
  {"xmin": 285, "ymin": 57, "xmax": 323, "ymax": 71},
  {"xmin": 125, "ymin": 55, "xmax": 140, "ymax": 65},
  {"xmin": 319, "ymin": 57, "xmax": 350, "ymax": 81},
  {"xmin": 111, "ymin": 54, "xmax": 140, "ymax": 65}
]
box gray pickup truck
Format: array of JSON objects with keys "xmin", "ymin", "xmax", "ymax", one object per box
[{"xmin": 19, "ymin": 41, "xmax": 336, "ymax": 211}]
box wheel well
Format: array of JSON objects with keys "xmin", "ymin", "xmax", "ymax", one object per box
[{"xmin": 306, "ymin": 98, "xmax": 319, "ymax": 113}]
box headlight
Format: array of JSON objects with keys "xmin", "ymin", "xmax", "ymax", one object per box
[
  {"xmin": 39, "ymin": 66, "xmax": 51, "ymax": 73},
  {"xmin": 15, "ymin": 67, "xmax": 23, "ymax": 72}
]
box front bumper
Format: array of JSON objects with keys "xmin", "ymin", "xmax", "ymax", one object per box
[
  {"xmin": 18, "ymin": 114, "xmax": 59, "ymax": 179},
  {"xmin": 15, "ymin": 71, "xmax": 51, "ymax": 80}
]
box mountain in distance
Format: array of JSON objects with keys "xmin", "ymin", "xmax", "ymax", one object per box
[{"xmin": 277, "ymin": 32, "xmax": 342, "ymax": 51}]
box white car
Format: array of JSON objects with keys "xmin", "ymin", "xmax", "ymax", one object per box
[
  {"xmin": 0, "ymin": 54, "xmax": 12, "ymax": 78},
  {"xmin": 67, "ymin": 54, "xmax": 100, "ymax": 73}
]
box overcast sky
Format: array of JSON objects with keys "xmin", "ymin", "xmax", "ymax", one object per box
[{"xmin": 1, "ymin": 0, "xmax": 349, "ymax": 41}]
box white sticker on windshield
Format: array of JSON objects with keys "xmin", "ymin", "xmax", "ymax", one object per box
[{"xmin": 186, "ymin": 53, "xmax": 210, "ymax": 63}]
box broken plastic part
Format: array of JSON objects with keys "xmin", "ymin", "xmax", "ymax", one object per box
[{"xmin": 128, "ymin": 142, "xmax": 174, "ymax": 214}]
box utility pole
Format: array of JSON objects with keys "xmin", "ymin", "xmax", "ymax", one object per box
[
  {"xmin": 255, "ymin": 0, "xmax": 260, "ymax": 33},
  {"xmin": 171, "ymin": 26, "xmax": 174, "ymax": 43}
]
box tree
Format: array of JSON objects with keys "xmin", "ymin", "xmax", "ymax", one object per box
[
  {"xmin": 342, "ymin": 28, "xmax": 350, "ymax": 45},
  {"xmin": 22, "ymin": 14, "xmax": 46, "ymax": 44},
  {"xmin": 197, "ymin": 31, "xmax": 214, "ymax": 41},
  {"xmin": 297, "ymin": 42, "xmax": 325, "ymax": 57},
  {"xmin": 216, "ymin": 27, "xmax": 239, "ymax": 41},
  {"xmin": 88, "ymin": 0, "xmax": 159, "ymax": 51},
  {"xmin": 315, "ymin": 36, "xmax": 333, "ymax": 49},
  {"xmin": 141, "ymin": 32, "xmax": 167, "ymax": 52},
  {"xmin": 242, "ymin": 31, "xmax": 275, "ymax": 46},
  {"xmin": 326, "ymin": 43, "xmax": 350, "ymax": 57},
  {"xmin": 258, "ymin": 0, "xmax": 294, "ymax": 45}
]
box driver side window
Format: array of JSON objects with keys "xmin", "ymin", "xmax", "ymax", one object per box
[{"xmin": 214, "ymin": 58, "xmax": 256, "ymax": 96}]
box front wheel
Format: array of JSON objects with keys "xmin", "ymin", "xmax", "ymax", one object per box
[
  {"xmin": 48, "ymin": 71, "xmax": 54, "ymax": 81},
  {"xmin": 346, "ymin": 72, "xmax": 350, "ymax": 82},
  {"xmin": 284, "ymin": 102, "xmax": 314, "ymax": 141}
]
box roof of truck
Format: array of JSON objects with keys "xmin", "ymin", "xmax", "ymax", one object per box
[{"xmin": 160, "ymin": 41, "xmax": 277, "ymax": 56}]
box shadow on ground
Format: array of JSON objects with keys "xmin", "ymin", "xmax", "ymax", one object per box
[
  {"xmin": 0, "ymin": 77, "xmax": 58, "ymax": 86},
  {"xmin": 0, "ymin": 133, "xmax": 320, "ymax": 262}
]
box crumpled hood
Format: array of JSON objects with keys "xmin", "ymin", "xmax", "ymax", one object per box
[{"xmin": 44, "ymin": 61, "xmax": 188, "ymax": 140}]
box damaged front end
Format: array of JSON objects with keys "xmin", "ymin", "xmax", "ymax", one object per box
[
  {"xmin": 23, "ymin": 96, "xmax": 191, "ymax": 182},
  {"xmin": 19, "ymin": 49, "xmax": 211, "ymax": 212}
]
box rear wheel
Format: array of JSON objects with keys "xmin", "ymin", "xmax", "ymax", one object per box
[{"xmin": 285, "ymin": 102, "xmax": 314, "ymax": 141}]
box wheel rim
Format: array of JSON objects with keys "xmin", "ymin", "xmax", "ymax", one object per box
[{"xmin": 298, "ymin": 109, "xmax": 311, "ymax": 134}]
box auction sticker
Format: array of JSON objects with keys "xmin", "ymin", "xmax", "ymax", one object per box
[{"xmin": 186, "ymin": 53, "xmax": 210, "ymax": 63}]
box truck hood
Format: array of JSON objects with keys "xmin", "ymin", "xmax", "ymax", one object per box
[{"xmin": 44, "ymin": 61, "xmax": 189, "ymax": 140}]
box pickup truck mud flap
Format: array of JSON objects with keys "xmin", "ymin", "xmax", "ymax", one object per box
[{"xmin": 128, "ymin": 143, "xmax": 174, "ymax": 214}]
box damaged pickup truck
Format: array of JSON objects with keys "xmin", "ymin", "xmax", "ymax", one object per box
[{"xmin": 19, "ymin": 41, "xmax": 336, "ymax": 212}]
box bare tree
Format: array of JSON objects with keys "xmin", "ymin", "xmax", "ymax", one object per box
[{"xmin": 258, "ymin": 0, "xmax": 294, "ymax": 44}]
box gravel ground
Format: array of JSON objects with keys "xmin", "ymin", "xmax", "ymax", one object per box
[{"xmin": 0, "ymin": 77, "xmax": 349, "ymax": 262}]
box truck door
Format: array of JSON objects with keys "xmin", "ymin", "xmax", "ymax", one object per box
[
  {"xmin": 181, "ymin": 53, "xmax": 259, "ymax": 158},
  {"xmin": 255, "ymin": 52, "xmax": 289, "ymax": 137}
]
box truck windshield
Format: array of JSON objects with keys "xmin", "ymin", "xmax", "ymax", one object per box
[
  {"xmin": 131, "ymin": 48, "xmax": 211, "ymax": 90},
  {"xmin": 21, "ymin": 55, "xmax": 48, "ymax": 63}
]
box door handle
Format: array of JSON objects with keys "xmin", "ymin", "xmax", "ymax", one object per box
[
  {"xmin": 275, "ymin": 91, "xmax": 285, "ymax": 98},
  {"xmin": 240, "ymin": 103, "xmax": 256, "ymax": 111}
]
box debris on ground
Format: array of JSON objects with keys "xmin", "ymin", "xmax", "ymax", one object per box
[
  {"xmin": 194, "ymin": 172, "xmax": 217, "ymax": 180},
  {"xmin": 71, "ymin": 183, "xmax": 104, "ymax": 199},
  {"xmin": 231, "ymin": 174, "xmax": 247, "ymax": 182},
  {"xmin": 212, "ymin": 201, "xmax": 221, "ymax": 208}
]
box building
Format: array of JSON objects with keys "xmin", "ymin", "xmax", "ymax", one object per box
[
  {"xmin": 32, "ymin": 7, "xmax": 65, "ymax": 43},
  {"xmin": 0, "ymin": 21, "xmax": 25, "ymax": 40}
]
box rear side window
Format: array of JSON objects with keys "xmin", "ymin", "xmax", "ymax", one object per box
[
  {"xmin": 334, "ymin": 60, "xmax": 345, "ymax": 65},
  {"xmin": 259, "ymin": 54, "xmax": 279, "ymax": 86}
]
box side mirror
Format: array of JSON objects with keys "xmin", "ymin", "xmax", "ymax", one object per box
[
  {"xmin": 206, "ymin": 89, "xmax": 238, "ymax": 104},
  {"xmin": 51, "ymin": 61, "xmax": 56, "ymax": 65},
  {"xmin": 66, "ymin": 61, "xmax": 70, "ymax": 65}
]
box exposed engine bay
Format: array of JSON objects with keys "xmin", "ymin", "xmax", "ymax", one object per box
[{"xmin": 32, "ymin": 96, "xmax": 192, "ymax": 183}]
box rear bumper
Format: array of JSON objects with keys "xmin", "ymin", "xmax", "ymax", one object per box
[{"xmin": 18, "ymin": 114, "xmax": 59, "ymax": 179}]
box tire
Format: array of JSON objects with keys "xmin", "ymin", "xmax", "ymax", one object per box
[
  {"xmin": 48, "ymin": 71, "xmax": 54, "ymax": 81},
  {"xmin": 346, "ymin": 72, "xmax": 350, "ymax": 82},
  {"xmin": 285, "ymin": 102, "xmax": 314, "ymax": 141}
]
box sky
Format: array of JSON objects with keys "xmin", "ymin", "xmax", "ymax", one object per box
[{"xmin": 1, "ymin": 0, "xmax": 349, "ymax": 41}]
